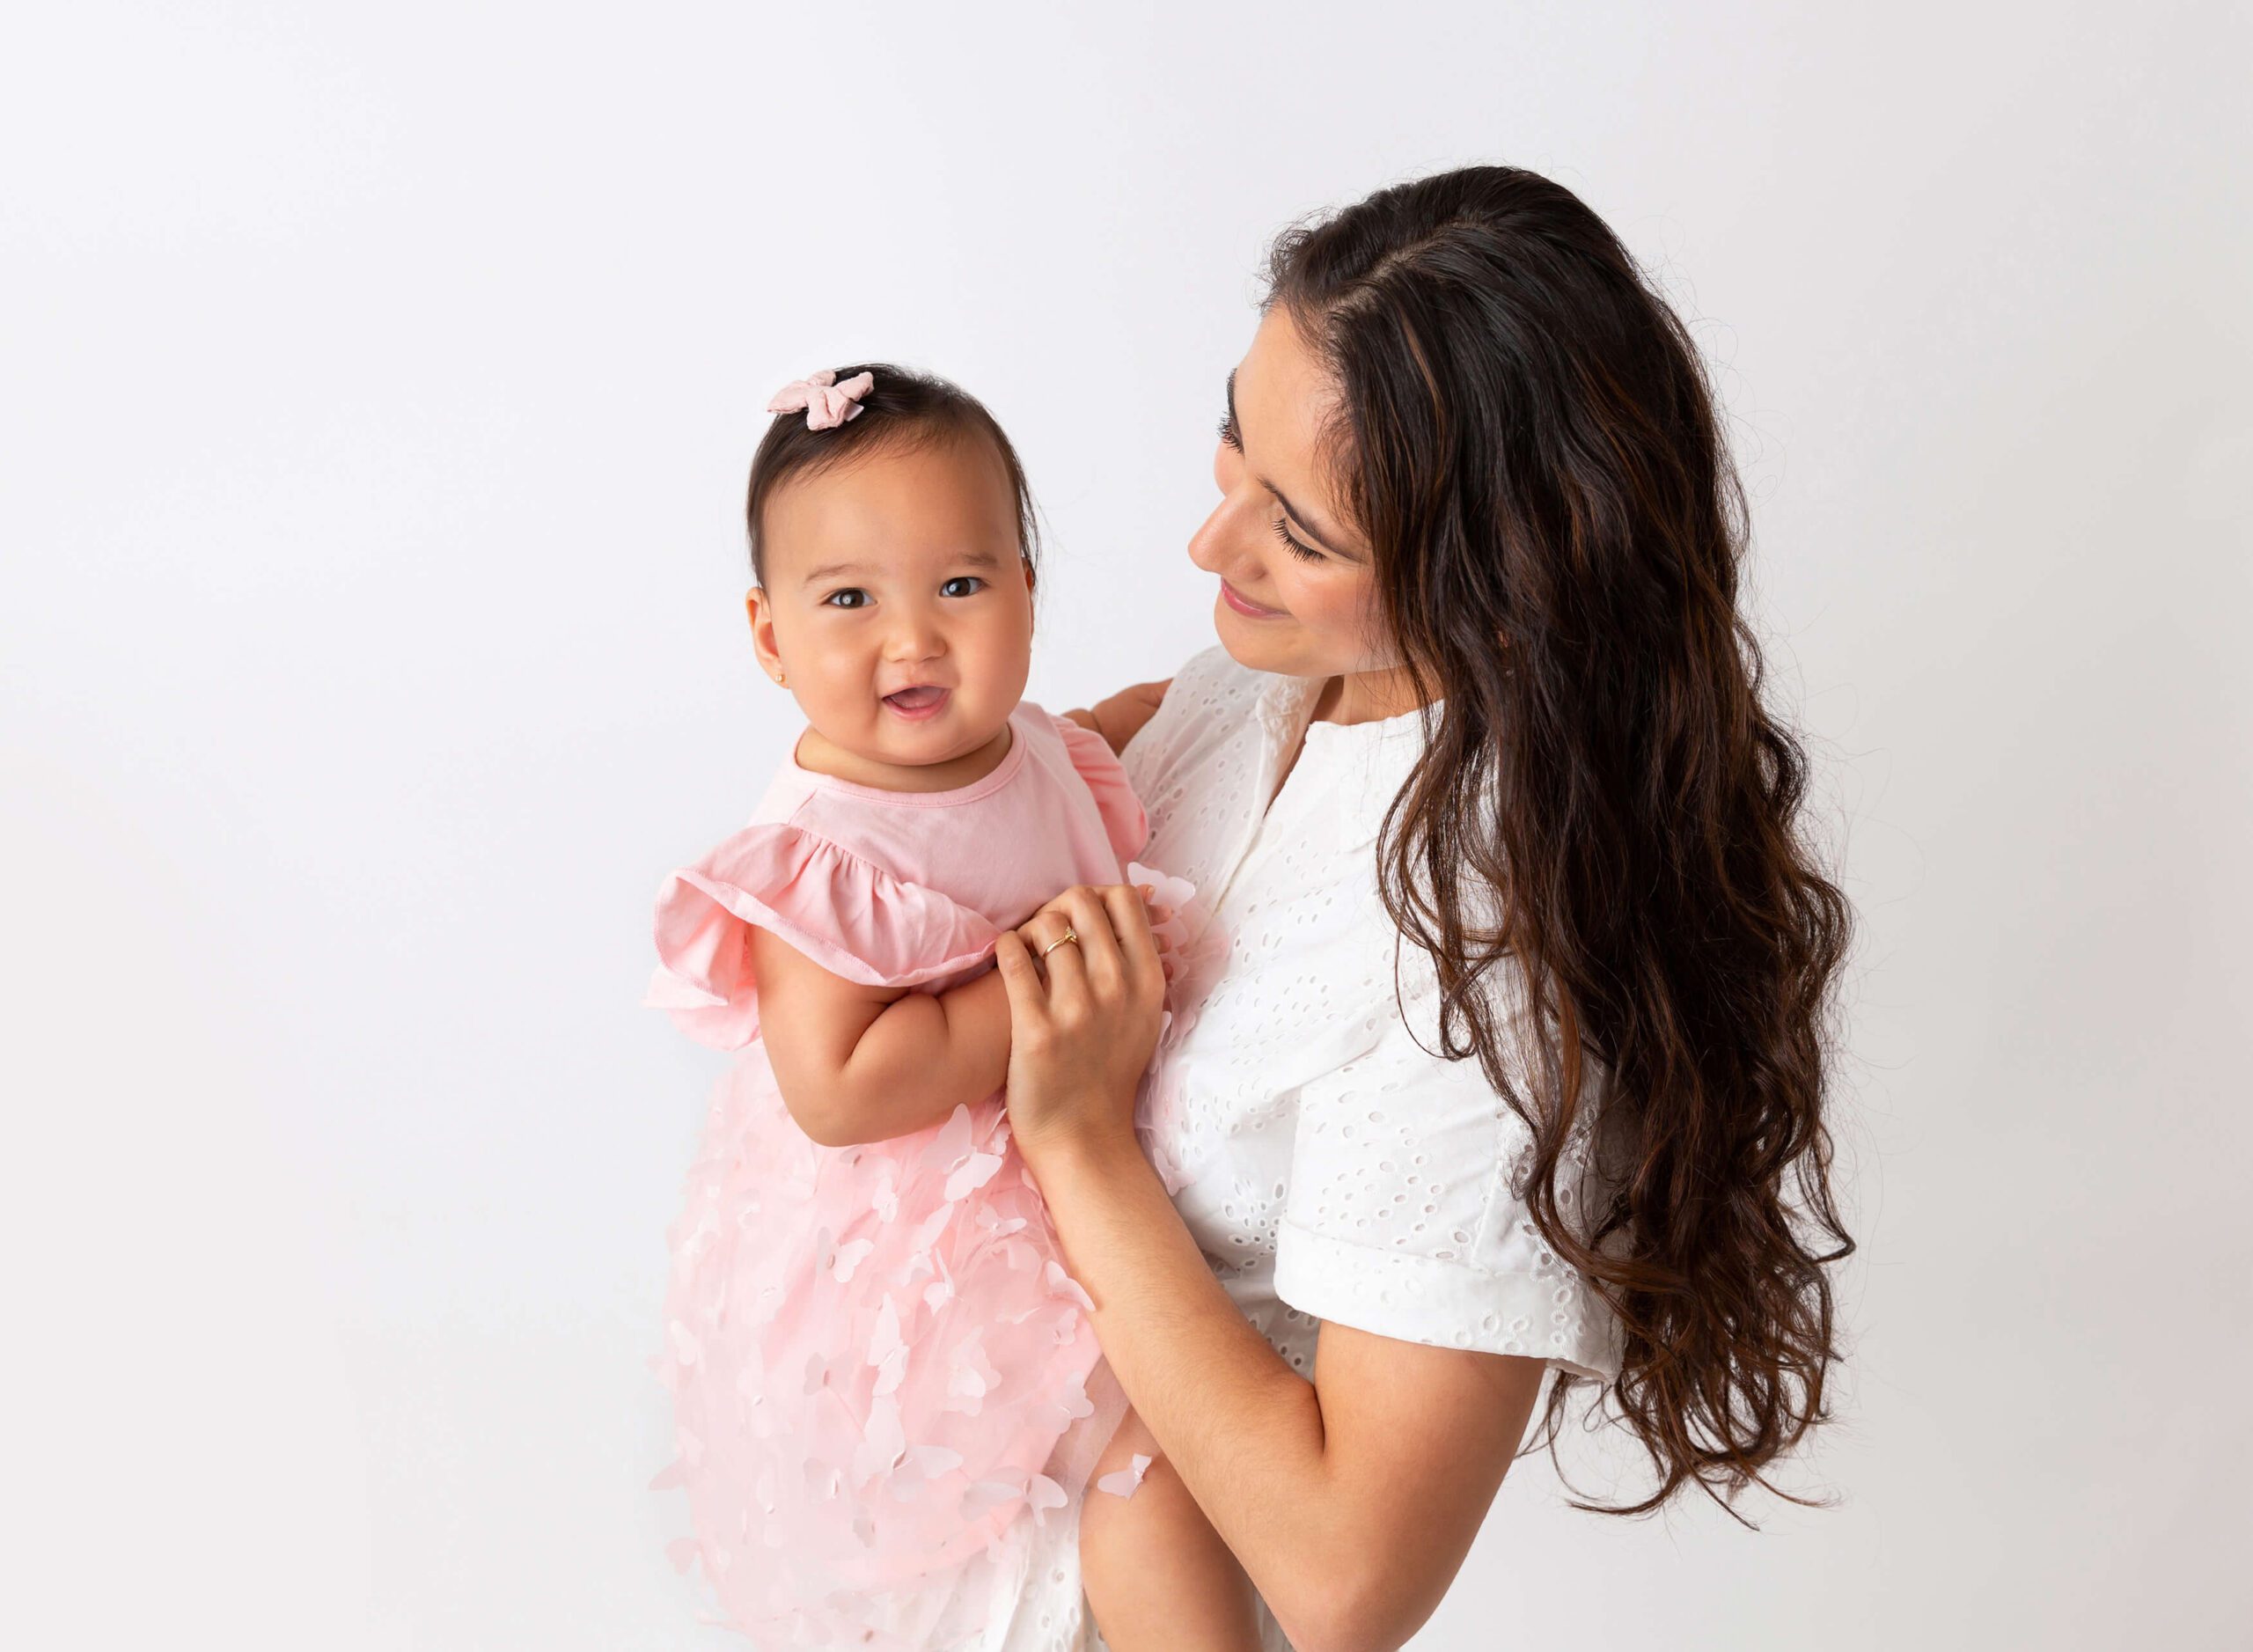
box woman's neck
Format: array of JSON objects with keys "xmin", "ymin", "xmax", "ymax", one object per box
[
  {"xmin": 1267, "ymin": 666, "xmax": 1431, "ymax": 811},
  {"xmin": 1311, "ymin": 664, "xmax": 1428, "ymax": 726}
]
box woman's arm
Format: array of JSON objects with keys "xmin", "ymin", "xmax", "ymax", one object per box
[
  {"xmin": 749, "ymin": 926, "xmax": 1012, "ymax": 1148},
  {"xmin": 1060, "ymin": 677, "xmax": 1173, "ymax": 755},
  {"xmin": 1026, "ymin": 1134, "xmax": 1545, "ymax": 1652},
  {"xmin": 992, "ymin": 885, "xmax": 1547, "ymax": 1652}
]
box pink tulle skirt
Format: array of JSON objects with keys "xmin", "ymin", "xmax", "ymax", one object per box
[{"xmin": 653, "ymin": 1049, "xmax": 1126, "ymax": 1649}]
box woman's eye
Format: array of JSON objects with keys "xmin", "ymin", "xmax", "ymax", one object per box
[
  {"xmin": 823, "ymin": 588, "xmax": 870, "ymax": 609},
  {"xmin": 941, "ymin": 576, "xmax": 986, "ymax": 598},
  {"xmin": 1269, "ymin": 516, "xmax": 1322, "ymax": 562},
  {"xmin": 1216, "ymin": 410, "xmax": 1242, "ymax": 452}
]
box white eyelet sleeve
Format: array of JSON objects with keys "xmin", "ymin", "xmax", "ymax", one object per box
[{"xmin": 1270, "ymin": 966, "xmax": 1625, "ymax": 1383}]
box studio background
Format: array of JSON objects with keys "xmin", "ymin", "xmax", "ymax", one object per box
[{"xmin": 5, "ymin": 3, "xmax": 2246, "ymax": 1648}]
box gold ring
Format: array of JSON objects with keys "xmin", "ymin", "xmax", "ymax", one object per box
[{"xmin": 1040, "ymin": 928, "xmax": 1080, "ymax": 959}]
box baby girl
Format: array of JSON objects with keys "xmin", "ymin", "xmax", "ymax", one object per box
[{"xmin": 644, "ymin": 363, "xmax": 1259, "ymax": 1649}]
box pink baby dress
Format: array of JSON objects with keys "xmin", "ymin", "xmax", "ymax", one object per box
[{"xmin": 642, "ymin": 700, "xmax": 1197, "ymax": 1650}]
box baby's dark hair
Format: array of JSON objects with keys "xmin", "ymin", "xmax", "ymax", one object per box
[{"xmin": 745, "ymin": 362, "xmax": 1041, "ymax": 589}]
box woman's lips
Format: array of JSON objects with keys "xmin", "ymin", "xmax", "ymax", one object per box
[
  {"xmin": 1221, "ymin": 579, "xmax": 1284, "ymax": 619},
  {"xmin": 882, "ymin": 685, "xmax": 950, "ymax": 721}
]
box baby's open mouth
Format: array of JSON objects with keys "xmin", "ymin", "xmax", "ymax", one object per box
[{"xmin": 882, "ymin": 686, "xmax": 950, "ymax": 714}]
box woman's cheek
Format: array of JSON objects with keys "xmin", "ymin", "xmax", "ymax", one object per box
[
  {"xmin": 1318, "ymin": 572, "xmax": 1398, "ymax": 670},
  {"xmin": 1289, "ymin": 567, "xmax": 1357, "ymax": 646}
]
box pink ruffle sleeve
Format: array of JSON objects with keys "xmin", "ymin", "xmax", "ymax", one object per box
[
  {"xmin": 1052, "ymin": 713, "xmax": 1150, "ymax": 867},
  {"xmin": 642, "ymin": 822, "xmax": 1003, "ymax": 1050}
]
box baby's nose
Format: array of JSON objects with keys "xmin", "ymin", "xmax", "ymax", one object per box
[{"xmin": 885, "ymin": 622, "xmax": 944, "ymax": 658}]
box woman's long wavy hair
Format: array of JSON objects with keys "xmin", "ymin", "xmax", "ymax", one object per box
[{"xmin": 1266, "ymin": 165, "xmax": 1855, "ymax": 1523}]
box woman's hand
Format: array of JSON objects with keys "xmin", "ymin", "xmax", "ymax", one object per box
[{"xmin": 992, "ymin": 883, "xmax": 1174, "ymax": 1165}]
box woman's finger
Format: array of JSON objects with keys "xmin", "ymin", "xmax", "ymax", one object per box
[
  {"xmin": 992, "ymin": 931, "xmax": 1050, "ymax": 1023},
  {"xmin": 1100, "ymin": 883, "xmax": 1166, "ymax": 1000},
  {"xmin": 1020, "ymin": 907, "xmax": 1083, "ymax": 982},
  {"xmin": 1014, "ymin": 916, "xmax": 1052, "ymax": 983},
  {"xmin": 1027, "ymin": 905, "xmax": 1091, "ymax": 1009},
  {"xmin": 1054, "ymin": 885, "xmax": 1130, "ymax": 1000}
]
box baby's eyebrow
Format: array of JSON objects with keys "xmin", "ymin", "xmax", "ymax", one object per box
[{"xmin": 801, "ymin": 549, "xmax": 1007, "ymax": 584}]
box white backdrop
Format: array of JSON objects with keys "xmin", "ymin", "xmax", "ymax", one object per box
[{"xmin": 5, "ymin": 3, "xmax": 2247, "ymax": 1648}]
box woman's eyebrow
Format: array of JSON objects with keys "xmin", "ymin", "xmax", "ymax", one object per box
[{"xmin": 1226, "ymin": 368, "xmax": 1357, "ymax": 561}]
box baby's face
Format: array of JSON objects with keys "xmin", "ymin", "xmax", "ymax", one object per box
[{"xmin": 751, "ymin": 436, "xmax": 1033, "ymax": 769}]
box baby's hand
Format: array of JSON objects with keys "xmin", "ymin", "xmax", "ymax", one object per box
[{"xmin": 1077, "ymin": 678, "xmax": 1172, "ymax": 755}]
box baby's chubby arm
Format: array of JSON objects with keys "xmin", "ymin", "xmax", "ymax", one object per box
[
  {"xmin": 1061, "ymin": 678, "xmax": 1172, "ymax": 756},
  {"xmin": 748, "ymin": 924, "xmax": 1013, "ymax": 1149}
]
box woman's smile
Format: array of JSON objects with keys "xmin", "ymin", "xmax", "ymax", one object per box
[{"xmin": 1220, "ymin": 578, "xmax": 1285, "ymax": 619}]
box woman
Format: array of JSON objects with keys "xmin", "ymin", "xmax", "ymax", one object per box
[{"xmin": 991, "ymin": 164, "xmax": 1854, "ymax": 1651}]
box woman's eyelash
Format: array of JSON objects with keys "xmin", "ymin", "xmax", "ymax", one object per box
[
  {"xmin": 1220, "ymin": 411, "xmax": 1317, "ymax": 560},
  {"xmin": 1270, "ymin": 516, "xmax": 1322, "ymax": 562}
]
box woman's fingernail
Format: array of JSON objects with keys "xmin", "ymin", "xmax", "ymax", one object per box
[{"xmin": 1154, "ymin": 905, "xmax": 1174, "ymax": 921}]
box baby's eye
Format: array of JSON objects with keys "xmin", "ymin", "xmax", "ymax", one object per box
[
  {"xmin": 823, "ymin": 588, "xmax": 870, "ymax": 609},
  {"xmin": 941, "ymin": 576, "xmax": 986, "ymax": 598}
]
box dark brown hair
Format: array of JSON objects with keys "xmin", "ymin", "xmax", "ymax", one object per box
[
  {"xmin": 1266, "ymin": 165, "xmax": 1855, "ymax": 1523},
  {"xmin": 744, "ymin": 362, "xmax": 1042, "ymax": 587}
]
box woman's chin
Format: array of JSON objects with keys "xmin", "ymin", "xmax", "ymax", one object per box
[{"xmin": 1212, "ymin": 593, "xmax": 1302, "ymax": 670}]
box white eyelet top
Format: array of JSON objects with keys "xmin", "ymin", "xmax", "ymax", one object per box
[
  {"xmin": 990, "ymin": 644, "xmax": 1622, "ymax": 1652},
  {"xmin": 1121, "ymin": 643, "xmax": 1623, "ymax": 1386}
]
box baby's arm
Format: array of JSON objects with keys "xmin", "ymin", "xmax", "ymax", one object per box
[
  {"xmin": 749, "ymin": 924, "xmax": 1012, "ymax": 1148},
  {"xmin": 1062, "ymin": 677, "xmax": 1173, "ymax": 756},
  {"xmin": 1081, "ymin": 1405, "xmax": 1266, "ymax": 1652}
]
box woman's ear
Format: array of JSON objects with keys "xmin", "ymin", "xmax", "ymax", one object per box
[{"xmin": 745, "ymin": 588, "xmax": 787, "ymax": 686}]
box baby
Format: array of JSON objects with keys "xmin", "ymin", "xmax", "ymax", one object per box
[{"xmin": 645, "ymin": 363, "xmax": 1260, "ymax": 1649}]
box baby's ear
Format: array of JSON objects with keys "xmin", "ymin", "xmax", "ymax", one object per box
[{"xmin": 745, "ymin": 587, "xmax": 785, "ymax": 681}]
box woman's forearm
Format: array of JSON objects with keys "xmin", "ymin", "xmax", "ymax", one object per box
[
  {"xmin": 1028, "ymin": 1126, "xmax": 1353, "ymax": 1648},
  {"xmin": 827, "ymin": 969, "xmax": 1012, "ymax": 1144}
]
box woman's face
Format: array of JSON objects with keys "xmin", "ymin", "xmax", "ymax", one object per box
[{"xmin": 1188, "ymin": 305, "xmax": 1396, "ymax": 682}]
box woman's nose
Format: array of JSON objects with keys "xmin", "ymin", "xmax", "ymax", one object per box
[{"xmin": 1187, "ymin": 488, "xmax": 1257, "ymax": 579}]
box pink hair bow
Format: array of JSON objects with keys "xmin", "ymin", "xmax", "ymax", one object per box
[{"xmin": 767, "ymin": 368, "xmax": 874, "ymax": 430}]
